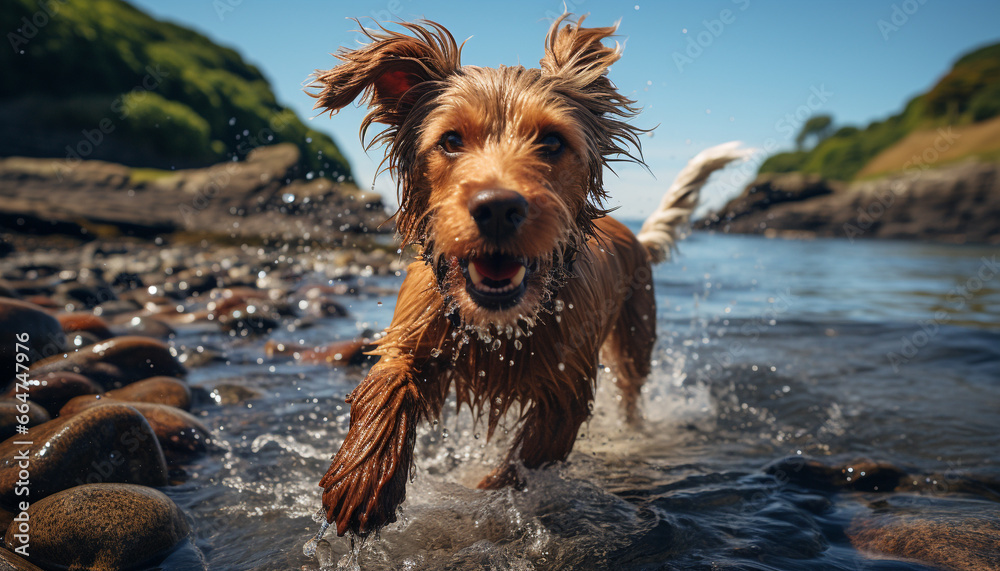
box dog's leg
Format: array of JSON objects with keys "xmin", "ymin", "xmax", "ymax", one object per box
[
  {"xmin": 603, "ymin": 261, "xmax": 656, "ymax": 425},
  {"xmin": 320, "ymin": 356, "xmax": 424, "ymax": 536},
  {"xmin": 477, "ymin": 374, "xmax": 595, "ymax": 489},
  {"xmin": 319, "ymin": 264, "xmax": 453, "ymax": 536}
]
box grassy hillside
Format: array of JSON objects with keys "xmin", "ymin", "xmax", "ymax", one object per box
[
  {"xmin": 0, "ymin": 0, "xmax": 350, "ymax": 178},
  {"xmin": 760, "ymin": 41, "xmax": 1000, "ymax": 181}
]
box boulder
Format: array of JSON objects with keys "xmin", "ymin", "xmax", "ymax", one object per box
[
  {"xmin": 4, "ymin": 484, "xmax": 189, "ymax": 571},
  {"xmin": 0, "ymin": 298, "xmax": 66, "ymax": 385},
  {"xmin": 27, "ymin": 336, "xmax": 185, "ymax": 390},
  {"xmin": 0, "ymin": 404, "xmax": 167, "ymax": 508}
]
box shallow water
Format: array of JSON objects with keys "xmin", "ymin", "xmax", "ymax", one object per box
[{"xmin": 163, "ymin": 228, "xmax": 999, "ymax": 570}]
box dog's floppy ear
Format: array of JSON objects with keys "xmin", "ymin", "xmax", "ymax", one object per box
[
  {"xmin": 540, "ymin": 13, "xmax": 621, "ymax": 90},
  {"xmin": 540, "ymin": 14, "xmax": 646, "ymax": 231},
  {"xmin": 310, "ymin": 20, "xmax": 461, "ymax": 130}
]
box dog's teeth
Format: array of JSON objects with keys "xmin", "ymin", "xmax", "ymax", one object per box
[
  {"xmin": 510, "ymin": 265, "xmax": 526, "ymax": 287},
  {"xmin": 468, "ymin": 262, "xmax": 484, "ymax": 285}
]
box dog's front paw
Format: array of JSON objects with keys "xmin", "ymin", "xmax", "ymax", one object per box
[
  {"xmin": 320, "ymin": 387, "xmax": 419, "ymax": 536},
  {"xmin": 321, "ymin": 456, "xmax": 406, "ymax": 537}
]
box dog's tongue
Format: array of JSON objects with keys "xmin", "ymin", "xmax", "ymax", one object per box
[{"xmin": 472, "ymin": 257, "xmax": 522, "ymax": 281}]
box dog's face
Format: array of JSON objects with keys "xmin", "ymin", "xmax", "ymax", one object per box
[{"xmin": 311, "ymin": 15, "xmax": 643, "ymax": 331}]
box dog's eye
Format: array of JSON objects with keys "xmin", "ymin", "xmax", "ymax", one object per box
[
  {"xmin": 538, "ymin": 133, "xmax": 564, "ymax": 158},
  {"xmin": 440, "ymin": 132, "xmax": 464, "ymax": 155}
]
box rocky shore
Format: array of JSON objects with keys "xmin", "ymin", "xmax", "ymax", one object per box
[
  {"xmin": 0, "ymin": 143, "xmax": 388, "ymax": 243},
  {"xmin": 699, "ymin": 160, "xmax": 1000, "ymax": 244},
  {"xmin": 0, "ymin": 232, "xmax": 403, "ymax": 569}
]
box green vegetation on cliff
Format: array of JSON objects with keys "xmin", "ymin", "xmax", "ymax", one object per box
[
  {"xmin": 760, "ymin": 41, "xmax": 1000, "ymax": 181},
  {"xmin": 1, "ymin": 0, "xmax": 350, "ymax": 178}
]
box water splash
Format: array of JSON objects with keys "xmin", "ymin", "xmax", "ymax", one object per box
[{"xmin": 302, "ymin": 519, "xmax": 330, "ymax": 558}]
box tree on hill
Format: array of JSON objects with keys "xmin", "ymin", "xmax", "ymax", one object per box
[
  {"xmin": 760, "ymin": 41, "xmax": 1000, "ymax": 181},
  {"xmin": 795, "ymin": 115, "xmax": 834, "ymax": 150}
]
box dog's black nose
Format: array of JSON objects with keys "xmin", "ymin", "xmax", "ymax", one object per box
[{"xmin": 467, "ymin": 189, "xmax": 528, "ymax": 240}]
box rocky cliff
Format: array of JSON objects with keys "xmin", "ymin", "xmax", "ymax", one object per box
[{"xmin": 699, "ymin": 161, "xmax": 1000, "ymax": 244}]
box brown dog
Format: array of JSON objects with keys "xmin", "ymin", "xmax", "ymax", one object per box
[{"xmin": 309, "ymin": 14, "xmax": 748, "ymax": 537}]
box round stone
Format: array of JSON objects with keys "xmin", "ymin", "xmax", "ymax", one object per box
[
  {"xmin": 0, "ymin": 403, "xmax": 167, "ymax": 507},
  {"xmin": 4, "ymin": 484, "xmax": 190, "ymax": 571}
]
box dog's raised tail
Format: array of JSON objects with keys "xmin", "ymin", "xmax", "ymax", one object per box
[{"xmin": 636, "ymin": 141, "xmax": 753, "ymax": 264}]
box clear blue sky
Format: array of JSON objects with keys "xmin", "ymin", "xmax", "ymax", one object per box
[{"xmin": 130, "ymin": 0, "xmax": 1000, "ymax": 218}]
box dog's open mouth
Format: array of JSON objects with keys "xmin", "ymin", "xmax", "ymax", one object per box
[{"xmin": 461, "ymin": 253, "xmax": 531, "ymax": 309}]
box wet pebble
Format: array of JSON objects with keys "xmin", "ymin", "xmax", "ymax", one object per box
[
  {"xmin": 0, "ymin": 298, "xmax": 66, "ymax": 383},
  {"xmin": 0, "ymin": 403, "xmax": 167, "ymax": 507},
  {"xmin": 173, "ymin": 343, "xmax": 227, "ymax": 369},
  {"xmin": 4, "ymin": 483, "xmax": 190, "ymax": 571},
  {"xmin": 0, "ymin": 400, "xmax": 49, "ymax": 441},
  {"xmin": 106, "ymin": 376, "xmax": 191, "ymax": 410},
  {"xmin": 60, "ymin": 399, "xmax": 209, "ymax": 457},
  {"xmin": 216, "ymin": 303, "xmax": 279, "ymax": 336},
  {"xmin": 28, "ymin": 336, "xmax": 185, "ymax": 390},
  {"xmin": 265, "ymin": 338, "xmax": 374, "ymax": 366},
  {"xmin": 206, "ymin": 383, "xmax": 263, "ymax": 405},
  {"xmin": 55, "ymin": 282, "xmax": 116, "ymax": 310},
  {"xmin": 163, "ymin": 267, "xmax": 221, "ymax": 296},
  {"xmin": 763, "ymin": 456, "xmax": 906, "ymax": 493},
  {"xmin": 56, "ymin": 313, "xmax": 113, "ymax": 340},
  {"xmin": 110, "ymin": 314, "xmax": 176, "ymax": 339},
  {"xmin": 295, "ymin": 296, "xmax": 350, "ymax": 318},
  {"xmin": 0, "ymin": 371, "xmax": 102, "ymax": 417},
  {"xmin": 849, "ymin": 495, "xmax": 1000, "ymax": 571},
  {"xmin": 93, "ymin": 298, "xmax": 142, "ymax": 317}
]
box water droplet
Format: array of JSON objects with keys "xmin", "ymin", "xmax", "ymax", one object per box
[
  {"xmin": 442, "ymin": 428, "xmax": 449, "ymax": 439},
  {"xmin": 514, "ymin": 339, "xmax": 522, "ymax": 350},
  {"xmin": 557, "ymin": 362, "xmax": 566, "ymax": 371},
  {"xmin": 430, "ymin": 348, "xmax": 442, "ymax": 358},
  {"xmin": 491, "ymin": 339, "xmax": 501, "ymax": 351}
]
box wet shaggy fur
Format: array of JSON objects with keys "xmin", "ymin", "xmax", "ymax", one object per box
[{"xmin": 309, "ymin": 14, "xmax": 745, "ymax": 537}]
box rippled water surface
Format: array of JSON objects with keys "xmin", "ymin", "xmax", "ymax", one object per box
[{"xmin": 163, "ymin": 228, "xmax": 1000, "ymax": 570}]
